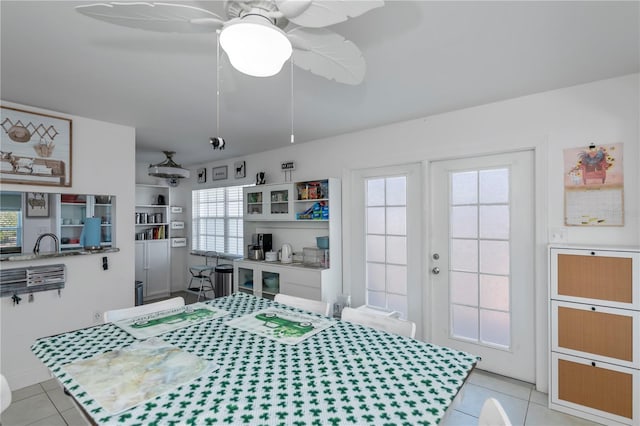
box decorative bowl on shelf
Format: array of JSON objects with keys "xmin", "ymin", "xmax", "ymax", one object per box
[{"xmin": 263, "ymin": 276, "xmax": 278, "ymax": 289}]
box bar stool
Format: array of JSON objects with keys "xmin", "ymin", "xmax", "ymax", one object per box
[{"xmin": 188, "ymin": 251, "xmax": 217, "ymax": 302}]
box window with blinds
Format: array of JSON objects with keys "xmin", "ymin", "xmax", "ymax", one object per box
[
  {"xmin": 192, "ymin": 186, "xmax": 244, "ymax": 255},
  {"xmin": 0, "ymin": 191, "xmax": 23, "ymax": 254}
]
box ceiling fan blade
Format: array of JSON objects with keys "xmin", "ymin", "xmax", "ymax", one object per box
[
  {"xmin": 287, "ymin": 27, "xmax": 365, "ymax": 85},
  {"xmin": 276, "ymin": 0, "xmax": 384, "ymax": 28},
  {"xmin": 75, "ymin": 2, "xmax": 224, "ymax": 33}
]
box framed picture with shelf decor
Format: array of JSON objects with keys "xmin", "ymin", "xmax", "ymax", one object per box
[{"xmin": 1, "ymin": 106, "xmax": 72, "ymax": 187}]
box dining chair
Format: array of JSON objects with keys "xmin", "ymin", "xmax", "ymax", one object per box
[
  {"xmin": 1, "ymin": 373, "xmax": 11, "ymax": 413},
  {"xmin": 274, "ymin": 293, "xmax": 331, "ymax": 316},
  {"xmin": 341, "ymin": 307, "xmax": 416, "ymax": 338},
  {"xmin": 478, "ymin": 397, "xmax": 512, "ymax": 426},
  {"xmin": 103, "ymin": 296, "xmax": 185, "ymax": 323}
]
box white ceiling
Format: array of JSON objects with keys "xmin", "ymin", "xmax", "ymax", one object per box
[{"xmin": 1, "ymin": 1, "xmax": 638, "ymax": 167}]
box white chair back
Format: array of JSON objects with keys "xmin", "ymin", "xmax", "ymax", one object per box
[
  {"xmin": 341, "ymin": 307, "xmax": 416, "ymax": 338},
  {"xmin": 103, "ymin": 297, "xmax": 185, "ymax": 323},
  {"xmin": 1, "ymin": 374, "xmax": 11, "ymax": 413},
  {"xmin": 274, "ymin": 293, "xmax": 330, "ymax": 316},
  {"xmin": 478, "ymin": 397, "xmax": 512, "ymax": 426}
]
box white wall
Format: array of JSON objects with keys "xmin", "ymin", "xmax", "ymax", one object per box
[
  {"xmin": 0, "ymin": 102, "xmax": 136, "ymax": 389},
  {"xmin": 168, "ymin": 73, "xmax": 639, "ymax": 391}
]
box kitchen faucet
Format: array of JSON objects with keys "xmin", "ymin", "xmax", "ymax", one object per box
[{"xmin": 33, "ymin": 233, "xmax": 60, "ymax": 255}]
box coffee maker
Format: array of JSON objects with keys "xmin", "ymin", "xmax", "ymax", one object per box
[{"xmin": 252, "ymin": 233, "xmax": 272, "ymax": 252}]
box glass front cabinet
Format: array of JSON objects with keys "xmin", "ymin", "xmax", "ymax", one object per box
[
  {"xmin": 236, "ymin": 262, "xmax": 280, "ymax": 300},
  {"xmin": 243, "ymin": 184, "xmax": 294, "ymax": 221}
]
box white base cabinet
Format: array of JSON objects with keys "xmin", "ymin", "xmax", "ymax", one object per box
[
  {"xmin": 549, "ymin": 245, "xmax": 640, "ymax": 425},
  {"xmin": 234, "ymin": 259, "xmax": 337, "ymax": 313},
  {"xmin": 135, "ymin": 240, "xmax": 170, "ymax": 300}
]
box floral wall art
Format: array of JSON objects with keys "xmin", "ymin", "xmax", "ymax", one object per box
[
  {"xmin": 563, "ymin": 143, "xmax": 624, "ymax": 226},
  {"xmin": 0, "ymin": 106, "xmax": 72, "ymax": 187}
]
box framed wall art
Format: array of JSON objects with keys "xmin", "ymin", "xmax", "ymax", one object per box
[
  {"xmin": 234, "ymin": 161, "xmax": 246, "ymax": 178},
  {"xmin": 563, "ymin": 142, "xmax": 624, "ymax": 226},
  {"xmin": 1, "ymin": 106, "xmax": 72, "ymax": 187},
  {"xmin": 26, "ymin": 192, "xmax": 50, "ymax": 217},
  {"xmin": 212, "ymin": 165, "xmax": 228, "ymax": 181},
  {"xmin": 197, "ymin": 167, "xmax": 206, "ymax": 184}
]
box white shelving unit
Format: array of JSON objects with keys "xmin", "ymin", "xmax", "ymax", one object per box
[
  {"xmin": 135, "ymin": 184, "xmax": 171, "ymax": 300},
  {"xmin": 237, "ymin": 178, "xmax": 342, "ymax": 314}
]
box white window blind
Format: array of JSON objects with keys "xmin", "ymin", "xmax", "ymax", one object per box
[
  {"xmin": 0, "ymin": 191, "xmax": 23, "ymax": 254},
  {"xmin": 192, "ymin": 186, "xmax": 244, "ymax": 255}
]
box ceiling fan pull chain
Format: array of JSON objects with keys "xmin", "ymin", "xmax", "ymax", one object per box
[
  {"xmin": 216, "ymin": 29, "xmax": 221, "ymax": 138},
  {"xmin": 290, "ymin": 57, "xmax": 295, "ymax": 144}
]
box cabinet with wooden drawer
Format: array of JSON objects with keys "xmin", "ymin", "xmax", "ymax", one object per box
[{"xmin": 549, "ymin": 245, "xmax": 639, "ymax": 425}]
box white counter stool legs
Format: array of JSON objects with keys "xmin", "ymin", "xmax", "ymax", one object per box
[{"xmin": 188, "ymin": 251, "xmax": 218, "ymax": 302}]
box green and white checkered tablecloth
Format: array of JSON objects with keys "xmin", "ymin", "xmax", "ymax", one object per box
[{"xmin": 32, "ymin": 293, "xmax": 478, "ymax": 425}]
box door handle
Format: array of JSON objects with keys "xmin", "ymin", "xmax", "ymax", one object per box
[{"xmin": 432, "ymin": 267, "xmax": 440, "ymax": 275}]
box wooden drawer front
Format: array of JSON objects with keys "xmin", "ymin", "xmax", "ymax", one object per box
[
  {"xmin": 557, "ymin": 253, "xmax": 633, "ymax": 303},
  {"xmin": 555, "ymin": 303, "xmax": 635, "ymax": 365},
  {"xmin": 556, "ymin": 356, "xmax": 634, "ymax": 421}
]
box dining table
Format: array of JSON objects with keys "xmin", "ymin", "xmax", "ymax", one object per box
[{"xmin": 31, "ymin": 292, "xmax": 478, "ymax": 425}]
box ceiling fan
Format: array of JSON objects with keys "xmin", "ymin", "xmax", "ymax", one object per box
[{"xmin": 75, "ymin": 0, "xmax": 384, "ymax": 85}]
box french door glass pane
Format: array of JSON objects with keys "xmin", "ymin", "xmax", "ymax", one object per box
[
  {"xmin": 451, "ymin": 206, "xmax": 477, "ymax": 238},
  {"xmin": 367, "ymin": 263, "xmax": 385, "ymax": 291},
  {"xmin": 452, "ymin": 305, "xmax": 479, "ymax": 340},
  {"xmin": 451, "ymin": 171, "xmax": 477, "ymax": 204},
  {"xmin": 480, "ymin": 309, "xmax": 510, "ymax": 347},
  {"xmin": 479, "ymin": 205, "xmax": 509, "ymax": 239},
  {"xmin": 386, "ymin": 235, "xmax": 407, "ymax": 264},
  {"xmin": 386, "ymin": 207, "xmax": 406, "ymax": 235},
  {"xmin": 479, "ymin": 240, "xmax": 509, "ymax": 275},
  {"xmin": 451, "ymin": 239, "xmax": 478, "ymax": 272},
  {"xmin": 367, "ymin": 290, "xmax": 386, "ymax": 307},
  {"xmin": 450, "ymin": 271, "xmax": 478, "ymax": 306},
  {"xmin": 367, "ymin": 207, "xmax": 385, "ymax": 234},
  {"xmin": 480, "ymin": 275, "xmax": 510, "ymax": 311},
  {"xmin": 479, "ymin": 169, "xmax": 509, "ymax": 203},
  {"xmin": 367, "ymin": 179, "xmax": 385, "ymax": 206},
  {"xmin": 386, "ymin": 264, "xmax": 407, "ymax": 294},
  {"xmin": 366, "ymin": 235, "xmax": 385, "ymax": 262},
  {"xmin": 385, "ymin": 177, "xmax": 406, "ymax": 205}
]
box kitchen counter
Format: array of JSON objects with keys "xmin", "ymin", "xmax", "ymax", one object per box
[
  {"xmin": 236, "ymin": 258, "xmax": 327, "ymax": 270},
  {"xmin": 0, "ymin": 247, "xmax": 120, "ymax": 262}
]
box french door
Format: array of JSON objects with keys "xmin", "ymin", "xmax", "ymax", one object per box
[{"xmin": 430, "ymin": 151, "xmax": 535, "ymax": 381}]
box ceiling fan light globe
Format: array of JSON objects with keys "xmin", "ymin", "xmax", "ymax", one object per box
[{"xmin": 220, "ymin": 17, "xmax": 292, "ymax": 77}]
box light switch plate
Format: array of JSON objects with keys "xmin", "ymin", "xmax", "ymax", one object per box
[{"xmin": 549, "ymin": 227, "xmax": 568, "ymax": 243}]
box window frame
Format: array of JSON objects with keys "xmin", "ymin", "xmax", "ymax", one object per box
[{"xmin": 191, "ymin": 185, "xmax": 245, "ymax": 256}]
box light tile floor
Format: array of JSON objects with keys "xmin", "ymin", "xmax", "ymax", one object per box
[{"xmin": 1, "ymin": 369, "xmax": 603, "ymax": 425}]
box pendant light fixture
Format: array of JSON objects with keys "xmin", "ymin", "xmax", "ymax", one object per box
[
  {"xmin": 219, "ymin": 14, "xmax": 292, "ymax": 78},
  {"xmin": 148, "ymin": 151, "xmax": 190, "ymax": 181},
  {"xmin": 211, "ymin": 29, "xmax": 226, "ymax": 150}
]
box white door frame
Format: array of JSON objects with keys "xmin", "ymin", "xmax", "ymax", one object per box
[{"xmin": 423, "ymin": 147, "xmax": 549, "ymax": 390}]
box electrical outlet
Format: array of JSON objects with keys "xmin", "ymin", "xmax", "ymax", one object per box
[{"xmin": 93, "ymin": 311, "xmax": 102, "ymax": 323}]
